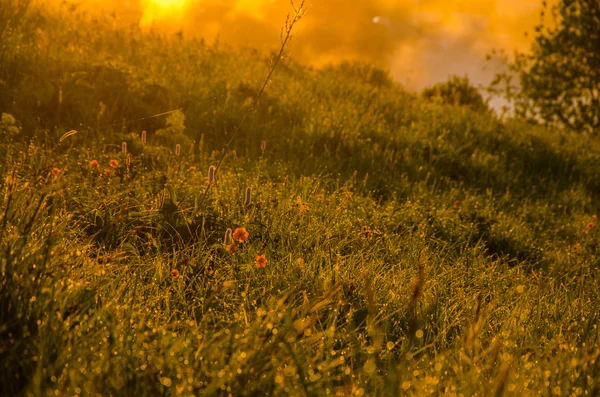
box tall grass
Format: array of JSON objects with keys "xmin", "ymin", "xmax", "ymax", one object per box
[{"xmin": 1, "ymin": 1, "xmax": 599, "ymax": 396}]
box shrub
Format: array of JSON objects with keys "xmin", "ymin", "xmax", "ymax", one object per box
[
  {"xmin": 422, "ymin": 75, "xmax": 489, "ymax": 112},
  {"xmin": 490, "ymin": 0, "xmax": 600, "ymax": 134}
]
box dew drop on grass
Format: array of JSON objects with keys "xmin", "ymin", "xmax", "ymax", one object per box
[
  {"xmin": 363, "ymin": 360, "xmax": 376, "ymax": 374},
  {"xmin": 160, "ymin": 377, "xmax": 172, "ymax": 387}
]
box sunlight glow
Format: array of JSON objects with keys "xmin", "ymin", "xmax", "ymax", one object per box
[{"xmin": 141, "ymin": 0, "xmax": 188, "ymax": 27}]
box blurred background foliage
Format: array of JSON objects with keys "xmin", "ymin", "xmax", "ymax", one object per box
[{"xmin": 490, "ymin": 0, "xmax": 600, "ymax": 134}]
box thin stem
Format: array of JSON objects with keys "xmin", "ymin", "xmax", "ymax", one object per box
[{"xmin": 196, "ymin": 1, "xmax": 305, "ymax": 215}]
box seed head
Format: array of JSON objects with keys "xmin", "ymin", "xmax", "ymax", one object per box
[
  {"xmin": 175, "ymin": 144, "xmax": 181, "ymax": 156},
  {"xmin": 141, "ymin": 130, "xmax": 147, "ymax": 145},
  {"xmin": 122, "ymin": 142, "xmax": 127, "ymax": 155},
  {"xmin": 208, "ymin": 165, "xmax": 216, "ymax": 184},
  {"xmin": 244, "ymin": 187, "xmax": 252, "ymax": 207},
  {"xmin": 261, "ymin": 140, "xmax": 267, "ymax": 151},
  {"xmin": 224, "ymin": 228, "xmax": 233, "ymax": 245}
]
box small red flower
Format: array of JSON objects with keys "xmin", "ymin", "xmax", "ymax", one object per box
[
  {"xmin": 89, "ymin": 160, "xmax": 100, "ymax": 169},
  {"xmin": 109, "ymin": 159, "xmax": 119, "ymax": 169},
  {"xmin": 233, "ymin": 227, "xmax": 249, "ymax": 243},
  {"xmin": 226, "ymin": 244, "xmax": 237, "ymax": 254},
  {"xmin": 255, "ymin": 254, "xmax": 267, "ymax": 268}
]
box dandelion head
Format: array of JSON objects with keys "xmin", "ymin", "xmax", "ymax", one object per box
[
  {"xmin": 109, "ymin": 159, "xmax": 119, "ymax": 168},
  {"xmin": 89, "ymin": 160, "xmax": 100, "ymax": 169},
  {"xmin": 233, "ymin": 227, "xmax": 249, "ymax": 243},
  {"xmin": 255, "ymin": 254, "xmax": 267, "ymax": 268}
]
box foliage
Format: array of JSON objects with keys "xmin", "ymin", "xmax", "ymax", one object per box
[
  {"xmin": 490, "ymin": 0, "xmax": 600, "ymax": 134},
  {"xmin": 422, "ymin": 75, "xmax": 489, "ymax": 113},
  {"xmin": 1, "ymin": 1, "xmax": 600, "ymax": 396},
  {"xmin": 1, "ymin": 112, "xmax": 20, "ymax": 136}
]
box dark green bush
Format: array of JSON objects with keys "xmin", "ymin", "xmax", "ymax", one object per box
[{"xmin": 422, "ymin": 75, "xmax": 489, "ymax": 112}]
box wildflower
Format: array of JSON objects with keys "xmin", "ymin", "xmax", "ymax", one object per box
[
  {"xmin": 51, "ymin": 167, "xmax": 61, "ymax": 175},
  {"xmin": 255, "ymin": 254, "xmax": 267, "ymax": 268},
  {"xmin": 586, "ymin": 222, "xmax": 595, "ymax": 229},
  {"xmin": 122, "ymin": 142, "xmax": 127, "ymax": 155},
  {"xmin": 244, "ymin": 187, "xmax": 252, "ymax": 207},
  {"xmin": 89, "ymin": 160, "xmax": 100, "ymax": 169},
  {"xmin": 208, "ymin": 165, "xmax": 216, "ymax": 184},
  {"xmin": 224, "ymin": 228, "xmax": 233, "ymax": 245},
  {"xmin": 109, "ymin": 159, "xmax": 119, "ymax": 168},
  {"xmin": 227, "ymin": 244, "xmax": 237, "ymax": 254},
  {"xmin": 453, "ymin": 200, "xmax": 460, "ymax": 209},
  {"xmin": 233, "ymin": 227, "xmax": 249, "ymax": 242},
  {"xmin": 104, "ymin": 169, "xmax": 111, "ymax": 177},
  {"xmin": 188, "ymin": 166, "xmax": 196, "ymax": 171},
  {"xmin": 261, "ymin": 140, "xmax": 267, "ymax": 151},
  {"xmin": 141, "ymin": 130, "xmax": 147, "ymax": 145},
  {"xmin": 175, "ymin": 144, "xmax": 181, "ymax": 156},
  {"xmin": 171, "ymin": 269, "xmax": 180, "ymax": 279}
]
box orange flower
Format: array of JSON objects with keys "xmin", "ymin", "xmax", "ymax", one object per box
[
  {"xmin": 89, "ymin": 160, "xmax": 100, "ymax": 169},
  {"xmin": 586, "ymin": 222, "xmax": 595, "ymax": 229},
  {"xmin": 188, "ymin": 166, "xmax": 197, "ymax": 171},
  {"xmin": 51, "ymin": 167, "xmax": 61, "ymax": 175},
  {"xmin": 226, "ymin": 244, "xmax": 237, "ymax": 254},
  {"xmin": 104, "ymin": 169, "xmax": 111, "ymax": 177},
  {"xmin": 109, "ymin": 159, "xmax": 119, "ymax": 168},
  {"xmin": 171, "ymin": 269, "xmax": 180, "ymax": 279},
  {"xmin": 255, "ymin": 254, "xmax": 267, "ymax": 268},
  {"xmin": 233, "ymin": 227, "xmax": 249, "ymax": 242}
]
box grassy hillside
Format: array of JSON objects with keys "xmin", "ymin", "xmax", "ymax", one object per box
[{"xmin": 1, "ymin": 2, "xmax": 600, "ymax": 396}]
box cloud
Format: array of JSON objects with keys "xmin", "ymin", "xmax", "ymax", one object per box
[{"xmin": 67, "ymin": 0, "xmax": 548, "ymax": 89}]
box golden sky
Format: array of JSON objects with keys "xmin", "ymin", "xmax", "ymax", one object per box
[{"xmin": 67, "ymin": 0, "xmax": 549, "ymax": 89}]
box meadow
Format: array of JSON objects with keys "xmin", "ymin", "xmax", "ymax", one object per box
[{"xmin": 1, "ymin": 2, "xmax": 599, "ymax": 396}]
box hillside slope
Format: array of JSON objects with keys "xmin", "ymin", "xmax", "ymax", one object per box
[{"xmin": 1, "ymin": 2, "xmax": 599, "ymax": 396}]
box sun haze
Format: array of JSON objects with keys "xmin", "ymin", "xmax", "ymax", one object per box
[{"xmin": 63, "ymin": 0, "xmax": 550, "ymax": 88}]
